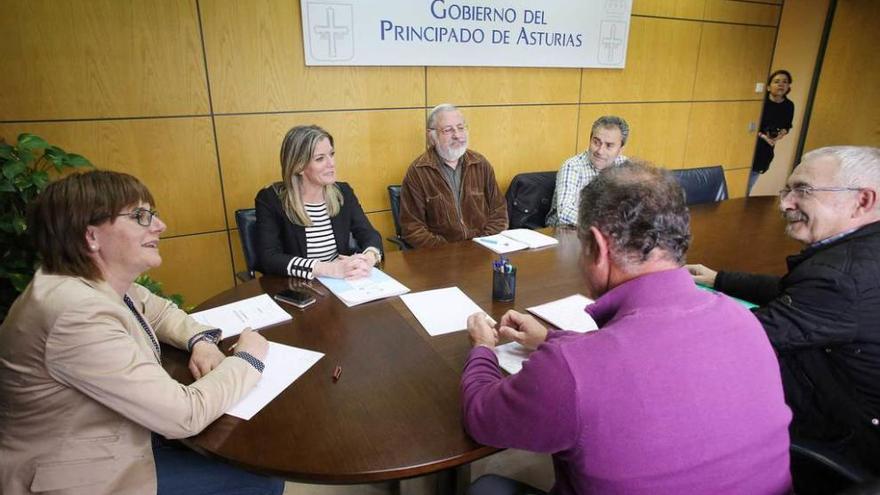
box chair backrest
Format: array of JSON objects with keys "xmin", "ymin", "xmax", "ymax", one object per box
[
  {"xmin": 790, "ymin": 438, "xmax": 872, "ymax": 495},
  {"xmin": 505, "ymin": 171, "xmax": 557, "ymax": 229},
  {"xmin": 388, "ymin": 185, "xmax": 404, "ymax": 238},
  {"xmin": 235, "ymin": 208, "xmax": 259, "ymax": 278},
  {"xmin": 670, "ymin": 166, "xmax": 728, "ymax": 205}
]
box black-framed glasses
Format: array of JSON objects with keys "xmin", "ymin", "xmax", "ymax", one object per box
[
  {"xmin": 778, "ymin": 185, "xmax": 862, "ymax": 200},
  {"xmin": 429, "ymin": 124, "xmax": 468, "ymax": 136},
  {"xmin": 117, "ymin": 208, "xmax": 159, "ymax": 227}
]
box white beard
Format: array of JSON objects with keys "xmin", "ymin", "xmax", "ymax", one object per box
[{"xmin": 437, "ymin": 142, "xmax": 467, "ymax": 162}]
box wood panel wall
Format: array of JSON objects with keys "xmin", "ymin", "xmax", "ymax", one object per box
[{"xmin": 1, "ymin": 0, "xmax": 786, "ymax": 305}]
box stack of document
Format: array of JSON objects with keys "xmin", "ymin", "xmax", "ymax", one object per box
[
  {"xmin": 191, "ymin": 294, "xmax": 292, "ymax": 338},
  {"xmin": 317, "ymin": 268, "xmax": 410, "ymax": 307},
  {"xmin": 494, "ymin": 294, "xmax": 598, "ymax": 375},
  {"xmin": 473, "ymin": 229, "xmax": 559, "ymax": 254}
]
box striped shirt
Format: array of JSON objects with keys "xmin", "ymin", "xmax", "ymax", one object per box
[{"xmin": 287, "ymin": 202, "xmax": 339, "ymax": 279}]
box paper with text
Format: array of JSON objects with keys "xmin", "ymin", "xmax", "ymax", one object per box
[
  {"xmin": 499, "ymin": 229, "xmax": 559, "ymax": 249},
  {"xmin": 191, "ymin": 294, "xmax": 291, "ymax": 339},
  {"xmin": 401, "ymin": 287, "xmax": 490, "ymax": 336},
  {"xmin": 317, "ymin": 268, "xmax": 409, "ymax": 307},
  {"xmin": 226, "ymin": 342, "xmax": 324, "ymax": 420}
]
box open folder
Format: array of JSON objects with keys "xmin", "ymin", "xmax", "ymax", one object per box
[{"xmin": 473, "ymin": 229, "xmax": 558, "ymax": 254}]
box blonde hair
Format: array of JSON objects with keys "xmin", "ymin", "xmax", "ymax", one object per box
[{"xmin": 277, "ymin": 125, "xmax": 343, "ymax": 226}]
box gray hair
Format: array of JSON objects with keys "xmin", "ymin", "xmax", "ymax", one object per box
[
  {"xmin": 591, "ymin": 115, "xmax": 630, "ymax": 145},
  {"xmin": 578, "ymin": 161, "xmax": 690, "ymax": 268},
  {"xmin": 802, "ymin": 146, "xmax": 880, "ymax": 199},
  {"xmin": 427, "ymin": 103, "xmax": 460, "ymax": 130}
]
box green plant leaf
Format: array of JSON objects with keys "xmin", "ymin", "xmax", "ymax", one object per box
[
  {"xmin": 0, "ymin": 143, "xmax": 14, "ymax": 160},
  {"xmin": 66, "ymin": 154, "xmax": 93, "ymax": 168},
  {"xmin": 17, "ymin": 133, "xmax": 49, "ymax": 153},
  {"xmin": 9, "ymin": 271, "xmax": 34, "ymax": 292},
  {"xmin": 2, "ymin": 160, "xmax": 27, "ymax": 180},
  {"xmin": 31, "ymin": 171, "xmax": 50, "ymax": 190}
]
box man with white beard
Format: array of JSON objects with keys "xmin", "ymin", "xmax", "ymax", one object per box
[{"xmin": 399, "ymin": 104, "xmax": 508, "ymax": 248}]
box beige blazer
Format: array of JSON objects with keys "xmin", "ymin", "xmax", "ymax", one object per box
[{"xmin": 0, "ymin": 270, "xmax": 261, "ymax": 494}]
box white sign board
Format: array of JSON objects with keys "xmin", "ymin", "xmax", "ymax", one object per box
[{"xmin": 300, "ymin": 0, "xmax": 632, "ymax": 68}]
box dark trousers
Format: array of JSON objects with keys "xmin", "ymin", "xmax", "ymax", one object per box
[
  {"xmin": 153, "ymin": 435, "xmax": 284, "ymax": 495},
  {"xmin": 467, "ymin": 474, "xmax": 548, "ymax": 495}
]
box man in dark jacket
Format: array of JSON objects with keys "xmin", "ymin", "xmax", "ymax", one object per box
[{"xmin": 688, "ymin": 146, "xmax": 880, "ymax": 473}]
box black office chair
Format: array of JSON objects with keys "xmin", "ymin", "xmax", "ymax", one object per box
[
  {"xmin": 790, "ymin": 437, "xmax": 873, "ymax": 495},
  {"xmin": 670, "ymin": 166, "xmax": 728, "ymax": 205},
  {"xmin": 387, "ymin": 185, "xmax": 412, "ymax": 250},
  {"xmin": 234, "ymin": 208, "xmax": 259, "ymax": 281},
  {"xmin": 505, "ymin": 171, "xmax": 557, "ymax": 229}
]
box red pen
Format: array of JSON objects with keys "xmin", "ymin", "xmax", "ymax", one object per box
[{"xmin": 332, "ymin": 365, "xmax": 343, "ymax": 382}]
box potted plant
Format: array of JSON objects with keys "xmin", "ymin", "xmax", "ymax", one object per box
[{"xmin": 1, "ymin": 133, "xmax": 94, "ymax": 320}]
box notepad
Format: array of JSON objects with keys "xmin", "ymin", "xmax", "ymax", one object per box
[
  {"xmin": 473, "ymin": 229, "xmax": 559, "ymax": 254},
  {"xmin": 226, "ymin": 342, "xmax": 324, "ymax": 420},
  {"xmin": 317, "ymin": 268, "xmax": 410, "ymax": 307},
  {"xmin": 190, "ymin": 294, "xmax": 292, "ymax": 339}
]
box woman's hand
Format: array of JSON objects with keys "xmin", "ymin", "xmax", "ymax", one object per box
[
  {"xmin": 314, "ymin": 255, "xmax": 372, "ymax": 279},
  {"xmin": 189, "ymin": 341, "xmax": 225, "ymax": 379}
]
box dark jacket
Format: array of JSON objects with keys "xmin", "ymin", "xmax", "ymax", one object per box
[
  {"xmin": 254, "ymin": 182, "xmax": 382, "ymax": 276},
  {"xmin": 715, "ymin": 221, "xmax": 880, "ymax": 472},
  {"xmin": 399, "ymin": 147, "xmax": 507, "ymax": 248}
]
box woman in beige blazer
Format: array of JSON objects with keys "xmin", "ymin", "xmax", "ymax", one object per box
[{"xmin": 0, "ymin": 171, "xmax": 282, "ymax": 495}]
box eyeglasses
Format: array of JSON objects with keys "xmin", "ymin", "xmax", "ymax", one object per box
[
  {"xmin": 778, "ymin": 185, "xmax": 862, "ymax": 200},
  {"xmin": 117, "ymin": 208, "xmax": 159, "ymax": 227},
  {"xmin": 429, "ymin": 124, "xmax": 468, "ymax": 136}
]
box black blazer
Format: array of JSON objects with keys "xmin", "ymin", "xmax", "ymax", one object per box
[{"xmin": 254, "ymin": 182, "xmax": 382, "ymax": 276}]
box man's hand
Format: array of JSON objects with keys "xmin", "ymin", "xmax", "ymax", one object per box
[
  {"xmin": 498, "ymin": 310, "xmax": 548, "ymax": 350},
  {"xmin": 189, "ymin": 340, "xmax": 225, "ymax": 380},
  {"xmin": 467, "ymin": 312, "xmax": 498, "ymax": 349},
  {"xmin": 686, "ymin": 264, "xmax": 718, "ymax": 287}
]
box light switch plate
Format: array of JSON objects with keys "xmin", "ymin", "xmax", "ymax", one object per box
[{"xmin": 755, "ymin": 82, "xmax": 765, "ymax": 93}]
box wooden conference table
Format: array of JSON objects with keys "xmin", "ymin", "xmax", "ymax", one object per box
[{"xmin": 162, "ymin": 196, "xmax": 801, "ymax": 485}]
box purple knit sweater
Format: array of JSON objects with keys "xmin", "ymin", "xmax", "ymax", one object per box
[{"xmin": 461, "ymin": 268, "xmax": 792, "ymax": 494}]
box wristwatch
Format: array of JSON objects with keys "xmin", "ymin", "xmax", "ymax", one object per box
[{"xmin": 191, "ymin": 330, "xmax": 221, "ymax": 349}]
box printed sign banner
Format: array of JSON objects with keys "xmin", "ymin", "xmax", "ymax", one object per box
[{"xmin": 301, "ymin": 0, "xmax": 632, "ymax": 68}]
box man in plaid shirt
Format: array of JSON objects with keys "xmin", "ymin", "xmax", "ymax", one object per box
[{"xmin": 546, "ymin": 116, "xmax": 629, "ymax": 226}]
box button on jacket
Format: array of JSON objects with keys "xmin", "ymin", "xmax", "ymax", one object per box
[{"xmin": 400, "ymin": 147, "xmax": 508, "ymax": 248}]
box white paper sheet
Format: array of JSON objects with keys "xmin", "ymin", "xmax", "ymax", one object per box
[
  {"xmin": 400, "ymin": 287, "xmax": 492, "ymax": 336},
  {"xmin": 494, "ymin": 341, "xmax": 533, "ymax": 375},
  {"xmin": 226, "ymin": 342, "xmax": 324, "ymax": 420},
  {"xmin": 317, "ymin": 268, "xmax": 409, "ymax": 307},
  {"xmin": 527, "ymin": 294, "xmax": 598, "ymax": 332},
  {"xmin": 499, "ymin": 229, "xmax": 559, "ymax": 249},
  {"xmin": 190, "ymin": 294, "xmax": 291, "ymax": 339}
]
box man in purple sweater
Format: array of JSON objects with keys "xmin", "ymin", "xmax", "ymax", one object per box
[{"xmin": 461, "ymin": 162, "xmax": 792, "ymax": 495}]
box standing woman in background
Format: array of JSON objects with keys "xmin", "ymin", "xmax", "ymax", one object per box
[
  {"xmin": 256, "ymin": 125, "xmax": 383, "ymax": 280},
  {"xmin": 748, "ymin": 69, "xmax": 795, "ymax": 195}
]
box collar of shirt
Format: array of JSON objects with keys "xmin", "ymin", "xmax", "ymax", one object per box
[{"xmin": 585, "ymin": 268, "xmax": 695, "ymax": 327}]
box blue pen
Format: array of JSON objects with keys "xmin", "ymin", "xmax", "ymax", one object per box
[{"xmin": 481, "ymin": 238, "xmax": 498, "ymax": 245}]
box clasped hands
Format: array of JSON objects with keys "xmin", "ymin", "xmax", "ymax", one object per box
[
  {"xmin": 315, "ymin": 252, "xmax": 378, "ymax": 280},
  {"xmin": 467, "ymin": 310, "xmax": 549, "ymax": 351}
]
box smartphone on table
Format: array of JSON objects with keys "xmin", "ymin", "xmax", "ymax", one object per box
[{"xmin": 274, "ymin": 289, "xmax": 316, "ymax": 309}]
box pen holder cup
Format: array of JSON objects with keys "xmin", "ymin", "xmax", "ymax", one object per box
[{"xmin": 492, "ymin": 267, "xmax": 517, "ymax": 302}]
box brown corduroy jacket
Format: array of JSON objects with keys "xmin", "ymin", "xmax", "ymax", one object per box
[{"xmin": 399, "ymin": 148, "xmax": 508, "ymax": 248}]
